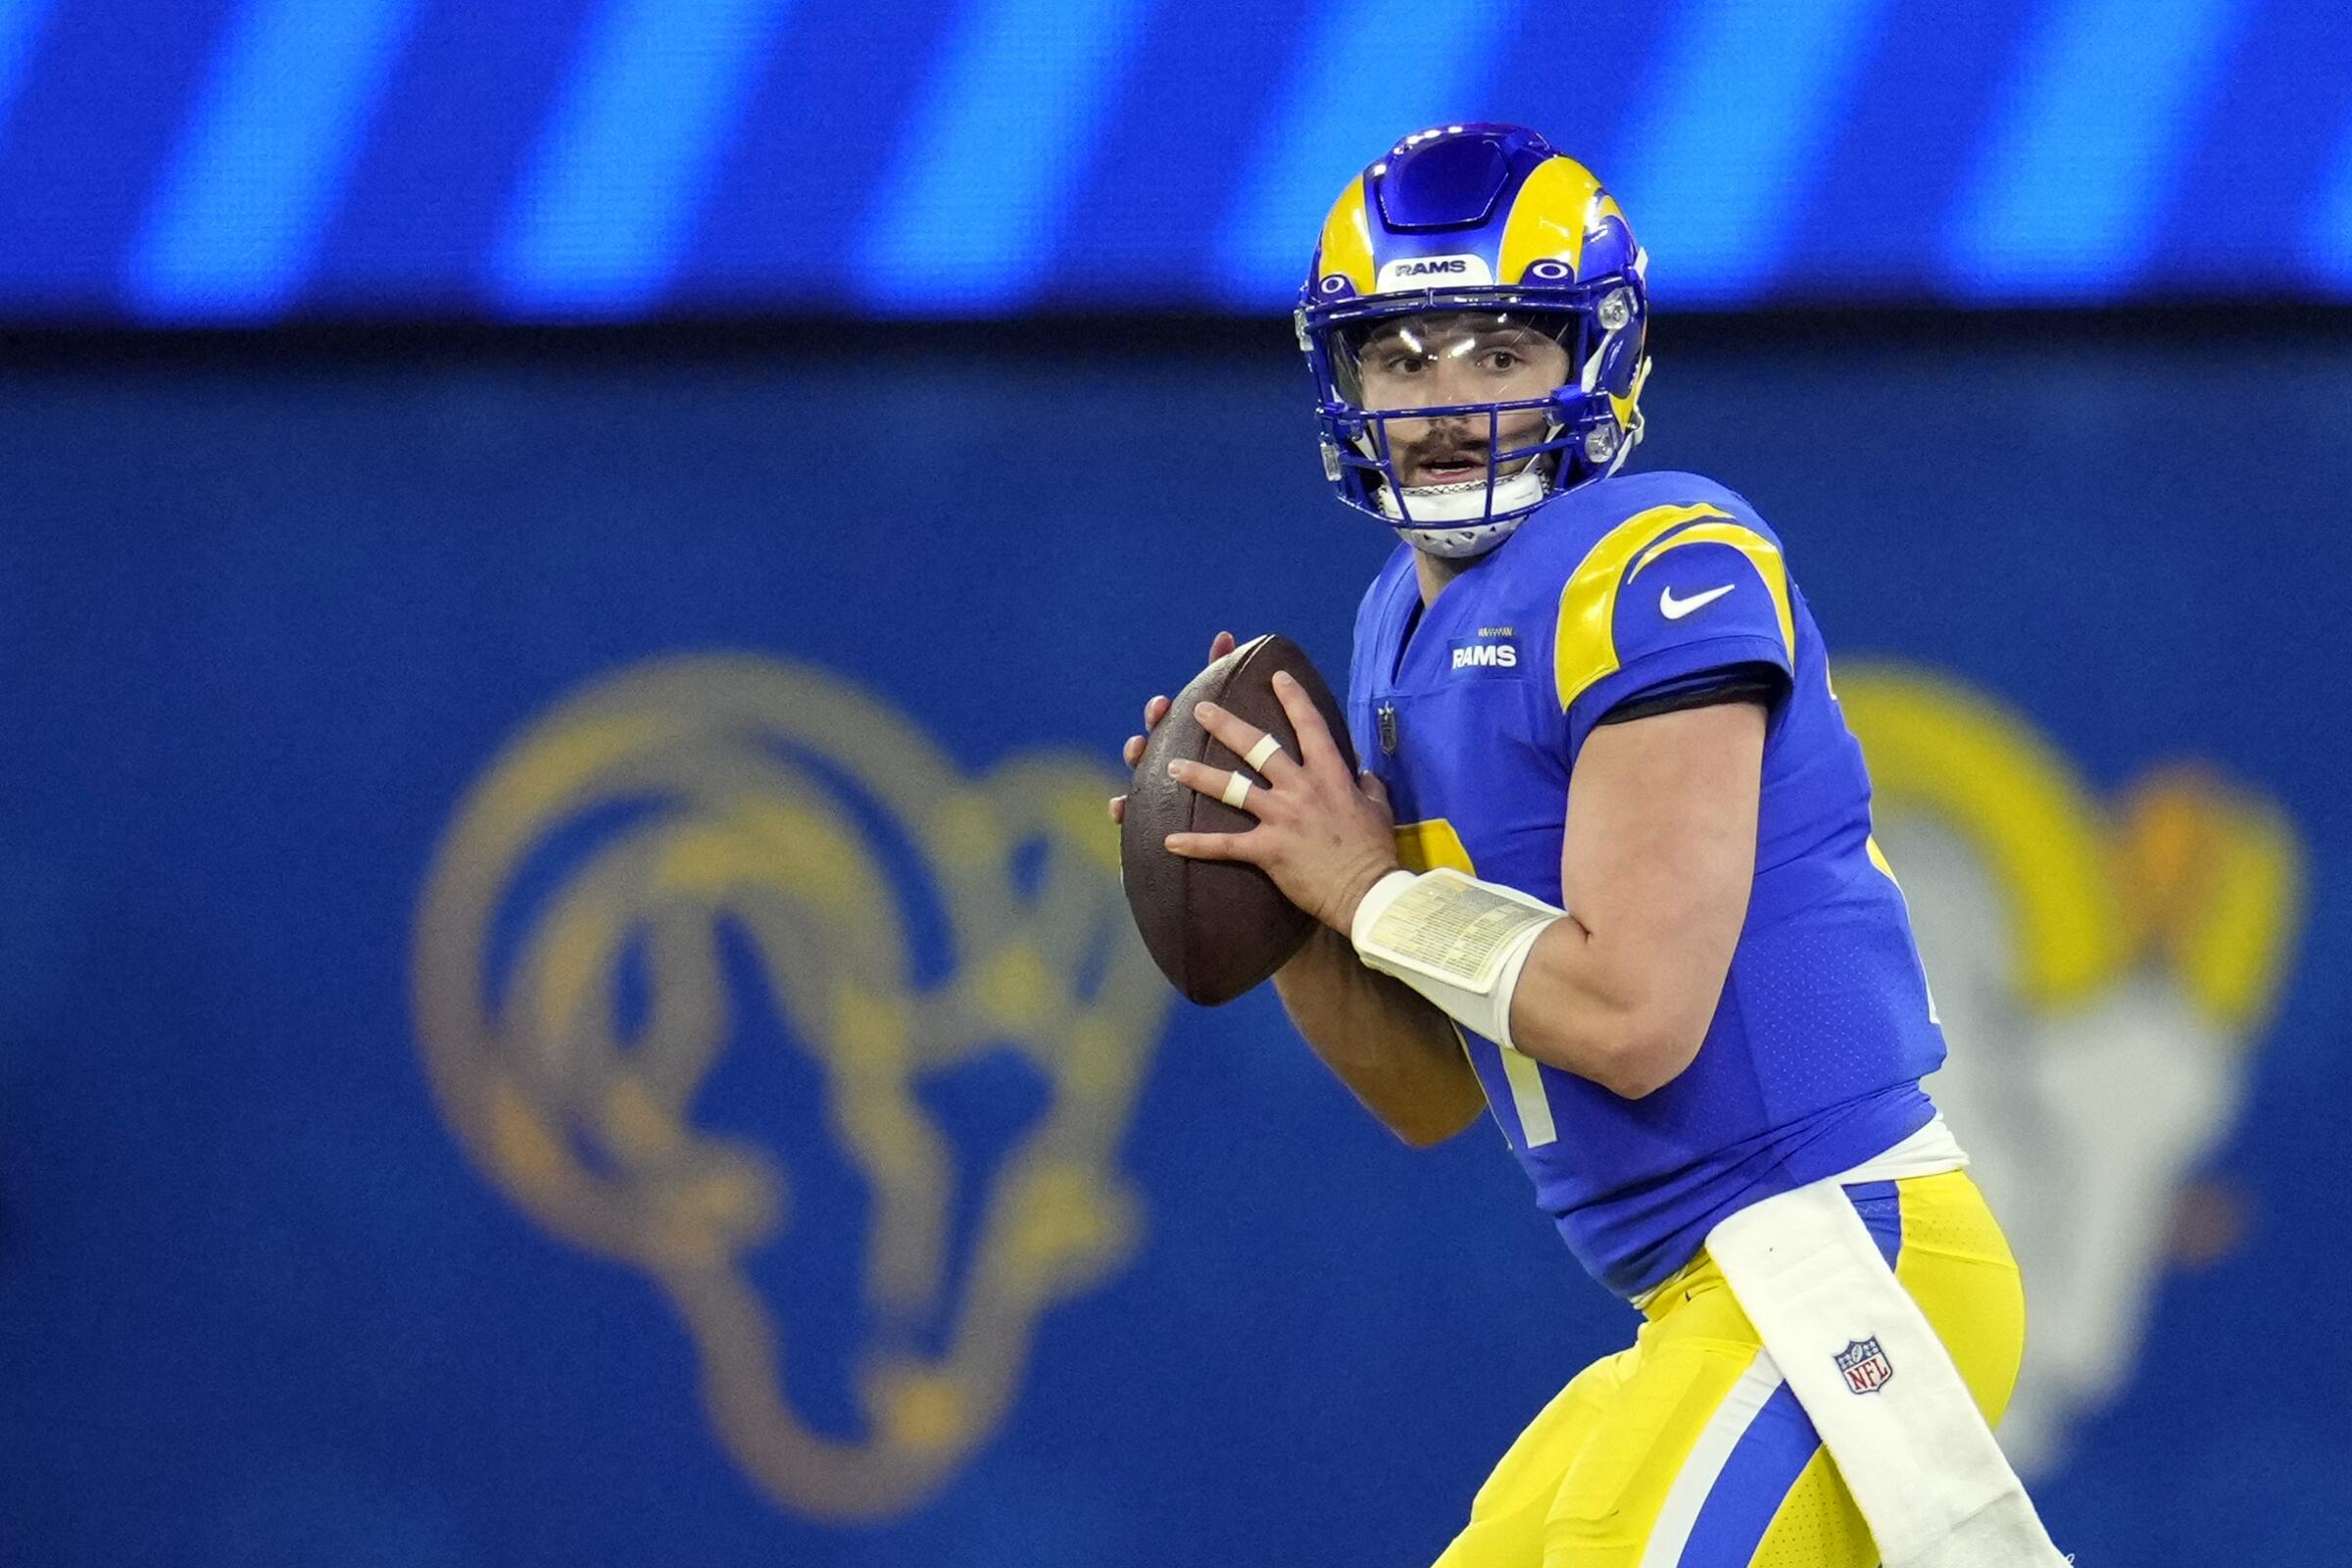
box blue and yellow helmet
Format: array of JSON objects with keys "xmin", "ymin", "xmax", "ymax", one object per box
[{"xmin": 1298, "ymin": 123, "xmax": 1650, "ymax": 557}]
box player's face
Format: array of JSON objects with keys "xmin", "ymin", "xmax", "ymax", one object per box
[{"xmin": 1352, "ymin": 313, "xmax": 1571, "ymax": 488}]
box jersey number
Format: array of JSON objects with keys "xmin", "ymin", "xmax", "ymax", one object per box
[{"xmin": 1392, "ymin": 819, "xmax": 1559, "ymax": 1149}]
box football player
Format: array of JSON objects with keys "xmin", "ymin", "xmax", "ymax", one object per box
[{"xmin": 1112, "ymin": 125, "xmax": 2066, "ymax": 1567}]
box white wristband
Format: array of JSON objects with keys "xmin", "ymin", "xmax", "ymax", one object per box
[{"xmin": 1348, "ymin": 867, "xmax": 1566, "ymax": 1050}]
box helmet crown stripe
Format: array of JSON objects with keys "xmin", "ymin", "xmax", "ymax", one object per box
[
  {"xmin": 1497, "ymin": 157, "xmax": 1607, "ymax": 284},
  {"xmin": 1314, "ymin": 174, "xmax": 1377, "ymax": 295}
]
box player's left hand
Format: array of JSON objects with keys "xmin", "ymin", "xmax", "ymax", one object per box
[{"xmin": 1163, "ymin": 669, "xmax": 1401, "ymax": 934}]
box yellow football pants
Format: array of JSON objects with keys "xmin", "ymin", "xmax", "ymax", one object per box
[{"xmin": 1433, "ymin": 1170, "xmax": 2026, "ymax": 1568}]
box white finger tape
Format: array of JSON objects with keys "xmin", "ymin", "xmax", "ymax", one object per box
[
  {"xmin": 1221, "ymin": 774, "xmax": 1252, "ymax": 809},
  {"xmin": 1243, "ymin": 733, "xmax": 1284, "ymax": 771}
]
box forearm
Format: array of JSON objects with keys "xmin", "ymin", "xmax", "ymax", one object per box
[
  {"xmin": 1505, "ymin": 915, "xmax": 1723, "ymax": 1100},
  {"xmin": 1344, "ymin": 868, "xmax": 1730, "ymax": 1102},
  {"xmin": 1273, "ymin": 925, "xmax": 1487, "ymax": 1146}
]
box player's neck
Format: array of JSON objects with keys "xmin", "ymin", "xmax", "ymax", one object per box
[{"xmin": 1413, "ymin": 549, "xmax": 1470, "ymax": 606}]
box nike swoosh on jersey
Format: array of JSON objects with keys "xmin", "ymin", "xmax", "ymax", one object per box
[{"xmin": 1659, "ymin": 583, "xmax": 1736, "ymax": 619}]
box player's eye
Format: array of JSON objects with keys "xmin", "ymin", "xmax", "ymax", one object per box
[{"xmin": 1484, "ymin": 349, "xmax": 1523, "ymax": 371}]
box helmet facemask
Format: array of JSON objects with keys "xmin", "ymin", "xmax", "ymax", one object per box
[{"xmin": 1301, "ymin": 283, "xmax": 1647, "ymax": 559}]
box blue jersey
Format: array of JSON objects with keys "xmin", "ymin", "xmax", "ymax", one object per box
[{"xmin": 1345, "ymin": 469, "xmax": 1945, "ymax": 1299}]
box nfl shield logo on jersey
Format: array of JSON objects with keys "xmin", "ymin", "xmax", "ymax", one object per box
[{"xmin": 1835, "ymin": 1337, "xmax": 1894, "ymax": 1395}]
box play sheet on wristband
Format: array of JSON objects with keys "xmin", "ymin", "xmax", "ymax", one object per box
[{"xmin": 1364, "ymin": 872, "xmax": 1561, "ymax": 990}]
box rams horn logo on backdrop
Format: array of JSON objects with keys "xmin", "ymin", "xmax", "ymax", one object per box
[
  {"xmin": 412, "ymin": 655, "xmax": 1173, "ymax": 1519},
  {"xmin": 1838, "ymin": 662, "xmax": 2304, "ymax": 1474}
]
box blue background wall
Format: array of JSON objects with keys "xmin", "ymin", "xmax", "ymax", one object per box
[{"xmin": 3, "ymin": 323, "xmax": 2347, "ymax": 1565}]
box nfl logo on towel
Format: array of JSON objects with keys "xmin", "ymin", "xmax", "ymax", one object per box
[{"xmin": 1835, "ymin": 1337, "xmax": 1894, "ymax": 1395}]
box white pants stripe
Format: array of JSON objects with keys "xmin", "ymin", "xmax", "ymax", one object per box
[{"xmin": 1636, "ymin": 1351, "xmax": 1787, "ymax": 1568}]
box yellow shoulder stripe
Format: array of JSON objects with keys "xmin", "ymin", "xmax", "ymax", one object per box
[
  {"xmin": 1552, "ymin": 504, "xmax": 1795, "ymax": 710},
  {"xmin": 1316, "ymin": 177, "xmax": 1376, "ymax": 294}
]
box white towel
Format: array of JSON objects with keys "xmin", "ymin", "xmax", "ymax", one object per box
[{"xmin": 1705, "ymin": 1182, "xmax": 2071, "ymax": 1568}]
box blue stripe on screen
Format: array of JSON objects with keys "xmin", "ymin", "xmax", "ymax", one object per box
[
  {"xmin": 491, "ymin": 0, "xmax": 794, "ymax": 318},
  {"xmin": 1941, "ymin": 0, "xmax": 2244, "ymax": 300},
  {"xmin": 122, "ymin": 0, "xmax": 416, "ymax": 320},
  {"xmin": 0, "ymin": 0, "xmax": 54, "ymax": 132},
  {"xmin": 1609, "ymin": 0, "xmax": 1895, "ymax": 307},
  {"xmin": 854, "ymin": 0, "xmax": 1154, "ymax": 316},
  {"xmin": 2309, "ymin": 114, "xmax": 2352, "ymax": 291},
  {"xmin": 1210, "ymin": 0, "xmax": 1528, "ymax": 309}
]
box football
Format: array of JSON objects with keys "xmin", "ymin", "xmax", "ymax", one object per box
[{"xmin": 1120, "ymin": 634, "xmax": 1359, "ymax": 1005}]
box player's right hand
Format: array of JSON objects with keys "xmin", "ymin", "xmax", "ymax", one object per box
[{"xmin": 1108, "ymin": 631, "xmax": 1238, "ymax": 823}]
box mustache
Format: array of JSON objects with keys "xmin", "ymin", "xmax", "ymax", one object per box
[{"xmin": 1400, "ymin": 435, "xmax": 1492, "ymax": 466}]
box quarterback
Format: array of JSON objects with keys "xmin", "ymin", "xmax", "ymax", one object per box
[{"xmin": 1112, "ymin": 126, "xmax": 2069, "ymax": 1566}]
